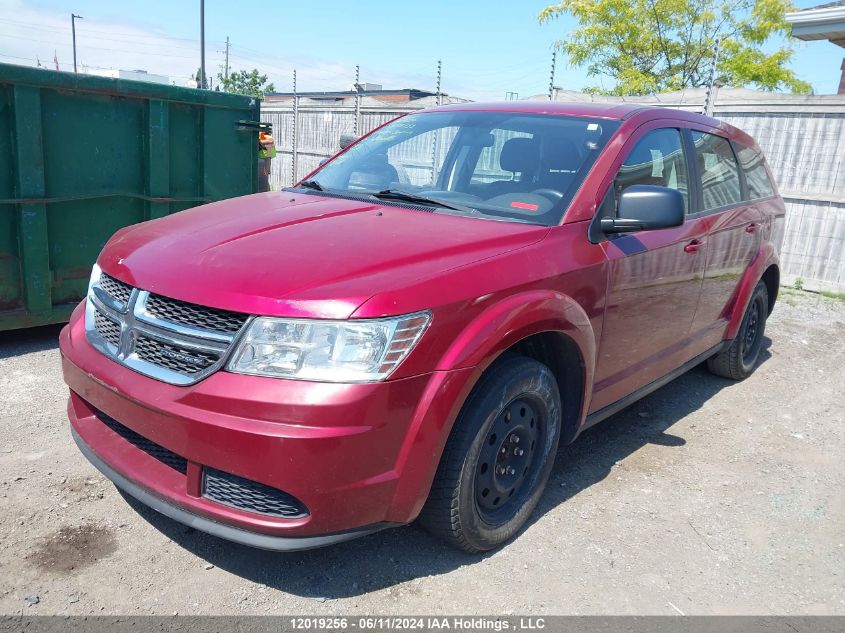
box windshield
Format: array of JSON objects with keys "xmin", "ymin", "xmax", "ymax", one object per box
[{"xmin": 295, "ymin": 111, "xmax": 620, "ymax": 225}]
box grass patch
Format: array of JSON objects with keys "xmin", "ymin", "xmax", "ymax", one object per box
[
  {"xmin": 780, "ymin": 285, "xmax": 845, "ymax": 303},
  {"xmin": 818, "ymin": 290, "xmax": 845, "ymax": 303}
]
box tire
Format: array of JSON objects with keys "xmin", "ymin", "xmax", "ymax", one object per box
[
  {"xmin": 707, "ymin": 280, "xmax": 768, "ymax": 380},
  {"xmin": 418, "ymin": 355, "xmax": 562, "ymax": 552}
]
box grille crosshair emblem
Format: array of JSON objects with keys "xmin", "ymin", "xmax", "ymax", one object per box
[{"xmin": 86, "ymin": 280, "xmax": 251, "ymax": 386}]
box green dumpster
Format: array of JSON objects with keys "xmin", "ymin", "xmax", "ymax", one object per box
[{"xmin": 0, "ymin": 63, "xmax": 263, "ymax": 331}]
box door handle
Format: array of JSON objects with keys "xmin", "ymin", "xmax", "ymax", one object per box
[
  {"xmin": 684, "ymin": 239, "xmax": 703, "ymax": 254},
  {"xmin": 745, "ymin": 223, "xmax": 759, "ymax": 233}
]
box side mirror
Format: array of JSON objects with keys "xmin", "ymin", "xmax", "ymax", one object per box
[
  {"xmin": 339, "ymin": 134, "xmax": 358, "ymax": 150},
  {"xmin": 601, "ymin": 185, "xmax": 684, "ymax": 234}
]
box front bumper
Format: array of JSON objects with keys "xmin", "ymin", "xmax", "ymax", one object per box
[
  {"xmin": 61, "ymin": 303, "xmax": 474, "ymax": 548},
  {"xmin": 70, "ymin": 427, "xmax": 393, "ymax": 550}
]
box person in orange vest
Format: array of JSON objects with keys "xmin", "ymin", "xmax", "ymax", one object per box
[{"xmin": 258, "ymin": 129, "xmax": 276, "ymax": 192}]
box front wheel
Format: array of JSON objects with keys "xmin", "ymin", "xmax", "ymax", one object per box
[
  {"xmin": 707, "ymin": 280, "xmax": 768, "ymax": 380},
  {"xmin": 418, "ymin": 356, "xmax": 561, "ymax": 552}
]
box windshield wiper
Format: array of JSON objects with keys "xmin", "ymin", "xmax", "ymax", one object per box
[
  {"xmin": 369, "ymin": 189, "xmax": 477, "ymax": 214},
  {"xmin": 298, "ymin": 179, "xmax": 325, "ymax": 191}
]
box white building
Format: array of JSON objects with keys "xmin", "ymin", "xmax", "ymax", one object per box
[{"xmin": 84, "ymin": 68, "xmax": 171, "ymax": 85}]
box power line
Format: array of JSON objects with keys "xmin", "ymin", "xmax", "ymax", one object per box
[
  {"xmin": 0, "ymin": 32, "xmax": 200, "ymax": 59},
  {"xmin": 0, "ymin": 17, "xmax": 221, "ymax": 46}
]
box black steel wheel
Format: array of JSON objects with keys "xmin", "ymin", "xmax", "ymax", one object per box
[
  {"xmin": 418, "ymin": 355, "xmax": 562, "ymax": 552},
  {"xmin": 474, "ymin": 397, "xmax": 546, "ymax": 522}
]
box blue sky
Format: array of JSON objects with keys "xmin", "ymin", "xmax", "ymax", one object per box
[{"xmin": 0, "ymin": 0, "xmax": 841, "ymax": 98}]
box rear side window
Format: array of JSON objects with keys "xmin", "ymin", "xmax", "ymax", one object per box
[
  {"xmin": 614, "ymin": 128, "xmax": 689, "ymax": 213},
  {"xmin": 734, "ymin": 142, "xmax": 775, "ymax": 200},
  {"xmin": 691, "ymin": 131, "xmax": 742, "ymax": 210}
]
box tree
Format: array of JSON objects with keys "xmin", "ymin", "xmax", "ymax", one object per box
[
  {"xmin": 538, "ymin": 0, "xmax": 811, "ymax": 95},
  {"xmin": 216, "ymin": 69, "xmax": 275, "ymax": 98}
]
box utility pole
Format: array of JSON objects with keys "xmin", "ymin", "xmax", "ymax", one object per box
[
  {"xmin": 436, "ymin": 59, "xmax": 442, "ymax": 106},
  {"xmin": 199, "ymin": 0, "xmax": 206, "ymax": 89},
  {"xmin": 224, "ymin": 36, "xmax": 230, "ymax": 82},
  {"xmin": 703, "ymin": 37, "xmax": 722, "ymax": 117},
  {"xmin": 353, "ymin": 64, "xmax": 361, "ymax": 136},
  {"xmin": 71, "ymin": 13, "xmax": 83, "ymax": 73},
  {"xmin": 548, "ymin": 49, "xmax": 557, "ymax": 101}
]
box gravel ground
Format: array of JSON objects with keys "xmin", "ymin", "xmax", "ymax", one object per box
[{"xmin": 0, "ymin": 288, "xmax": 843, "ymax": 616}]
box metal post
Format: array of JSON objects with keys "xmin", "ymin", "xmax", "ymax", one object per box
[
  {"xmin": 431, "ymin": 59, "xmax": 443, "ymax": 185},
  {"xmin": 71, "ymin": 14, "xmax": 83, "ymax": 73},
  {"xmin": 436, "ymin": 59, "xmax": 442, "ymax": 106},
  {"xmin": 200, "ymin": 0, "xmax": 206, "ymax": 89},
  {"xmin": 291, "ymin": 69, "xmax": 298, "ymax": 186},
  {"xmin": 548, "ymin": 50, "xmax": 557, "ymax": 101},
  {"xmin": 224, "ymin": 36, "xmax": 230, "ymax": 81},
  {"xmin": 703, "ymin": 37, "xmax": 721, "ymax": 117},
  {"xmin": 353, "ymin": 64, "xmax": 361, "ymax": 136}
]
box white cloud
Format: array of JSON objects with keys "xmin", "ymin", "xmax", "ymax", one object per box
[{"xmin": 0, "ymin": 0, "xmax": 432, "ymax": 93}]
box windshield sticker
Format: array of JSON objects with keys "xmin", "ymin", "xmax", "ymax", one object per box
[{"xmin": 511, "ymin": 201, "xmax": 539, "ymax": 211}]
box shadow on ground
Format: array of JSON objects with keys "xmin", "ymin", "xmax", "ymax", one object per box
[
  {"xmin": 0, "ymin": 323, "xmax": 63, "ymax": 359},
  {"xmin": 121, "ymin": 337, "xmax": 772, "ymax": 599}
]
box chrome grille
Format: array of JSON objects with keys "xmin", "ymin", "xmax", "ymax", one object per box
[
  {"xmin": 134, "ymin": 335, "xmax": 220, "ymax": 375},
  {"xmin": 203, "ymin": 467, "xmax": 308, "ymax": 518},
  {"xmin": 93, "ymin": 311, "xmax": 121, "ymax": 347},
  {"xmin": 85, "ymin": 276, "xmax": 250, "ymax": 386},
  {"xmin": 99, "ymin": 273, "xmax": 133, "ymax": 307},
  {"xmin": 145, "ymin": 294, "xmax": 248, "ymax": 334}
]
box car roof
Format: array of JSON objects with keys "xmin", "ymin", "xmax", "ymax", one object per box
[
  {"xmin": 424, "ymin": 101, "xmax": 645, "ymax": 120},
  {"xmin": 425, "ymin": 100, "xmax": 724, "ymax": 125}
]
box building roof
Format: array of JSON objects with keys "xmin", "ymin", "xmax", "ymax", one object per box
[
  {"xmin": 786, "ymin": 0, "xmax": 845, "ymax": 47},
  {"xmin": 798, "ymin": 1, "xmax": 845, "ymax": 11},
  {"xmin": 265, "ymin": 88, "xmax": 437, "ymax": 100}
]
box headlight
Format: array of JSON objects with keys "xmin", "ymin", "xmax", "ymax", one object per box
[{"xmin": 226, "ymin": 311, "xmax": 431, "ymax": 382}]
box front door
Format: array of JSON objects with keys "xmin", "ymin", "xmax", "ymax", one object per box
[{"xmin": 590, "ymin": 126, "xmax": 707, "ymax": 413}]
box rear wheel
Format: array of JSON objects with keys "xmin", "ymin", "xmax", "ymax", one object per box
[
  {"xmin": 418, "ymin": 356, "xmax": 561, "ymax": 552},
  {"xmin": 707, "ymin": 281, "xmax": 768, "ymax": 380}
]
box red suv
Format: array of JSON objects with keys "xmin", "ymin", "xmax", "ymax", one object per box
[{"xmin": 60, "ymin": 102, "xmax": 783, "ymax": 552}]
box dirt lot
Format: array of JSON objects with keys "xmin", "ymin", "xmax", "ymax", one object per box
[{"xmin": 0, "ymin": 288, "xmax": 843, "ymax": 616}]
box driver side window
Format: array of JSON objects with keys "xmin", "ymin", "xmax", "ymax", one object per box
[{"xmin": 613, "ymin": 128, "xmax": 689, "ymax": 214}]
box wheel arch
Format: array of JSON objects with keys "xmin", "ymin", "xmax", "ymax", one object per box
[
  {"xmin": 725, "ymin": 245, "xmax": 779, "ymax": 340},
  {"xmin": 760, "ymin": 263, "xmax": 779, "ymax": 316},
  {"xmin": 387, "ymin": 290, "xmax": 596, "ymax": 523}
]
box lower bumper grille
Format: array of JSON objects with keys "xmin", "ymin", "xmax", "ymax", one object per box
[
  {"xmin": 203, "ymin": 467, "xmax": 309, "ymax": 519},
  {"xmin": 95, "ymin": 411, "xmax": 188, "ymax": 474},
  {"xmin": 89, "ymin": 406, "xmax": 308, "ymax": 520}
]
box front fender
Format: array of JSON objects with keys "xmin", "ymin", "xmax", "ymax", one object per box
[
  {"xmin": 725, "ymin": 243, "xmax": 779, "ymax": 340},
  {"xmin": 435, "ymin": 289, "xmax": 596, "ymax": 382},
  {"xmin": 386, "ymin": 290, "xmax": 597, "ymax": 523}
]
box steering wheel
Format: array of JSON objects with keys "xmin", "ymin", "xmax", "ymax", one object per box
[{"xmin": 530, "ymin": 188, "xmax": 564, "ymax": 203}]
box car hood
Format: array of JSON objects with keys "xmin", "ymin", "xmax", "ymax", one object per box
[{"xmin": 99, "ymin": 191, "xmax": 549, "ymax": 319}]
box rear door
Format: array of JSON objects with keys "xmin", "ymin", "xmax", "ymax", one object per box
[
  {"xmin": 687, "ymin": 130, "xmax": 764, "ymax": 350},
  {"xmin": 590, "ymin": 125, "xmax": 709, "ymax": 413}
]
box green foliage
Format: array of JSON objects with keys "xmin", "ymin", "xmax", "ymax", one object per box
[
  {"xmin": 216, "ymin": 69, "xmax": 275, "ymax": 99},
  {"xmin": 793, "ymin": 277, "xmax": 804, "ymax": 291},
  {"xmin": 538, "ymin": 0, "xmax": 811, "ymax": 95},
  {"xmin": 819, "ymin": 289, "xmax": 845, "ymax": 302}
]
